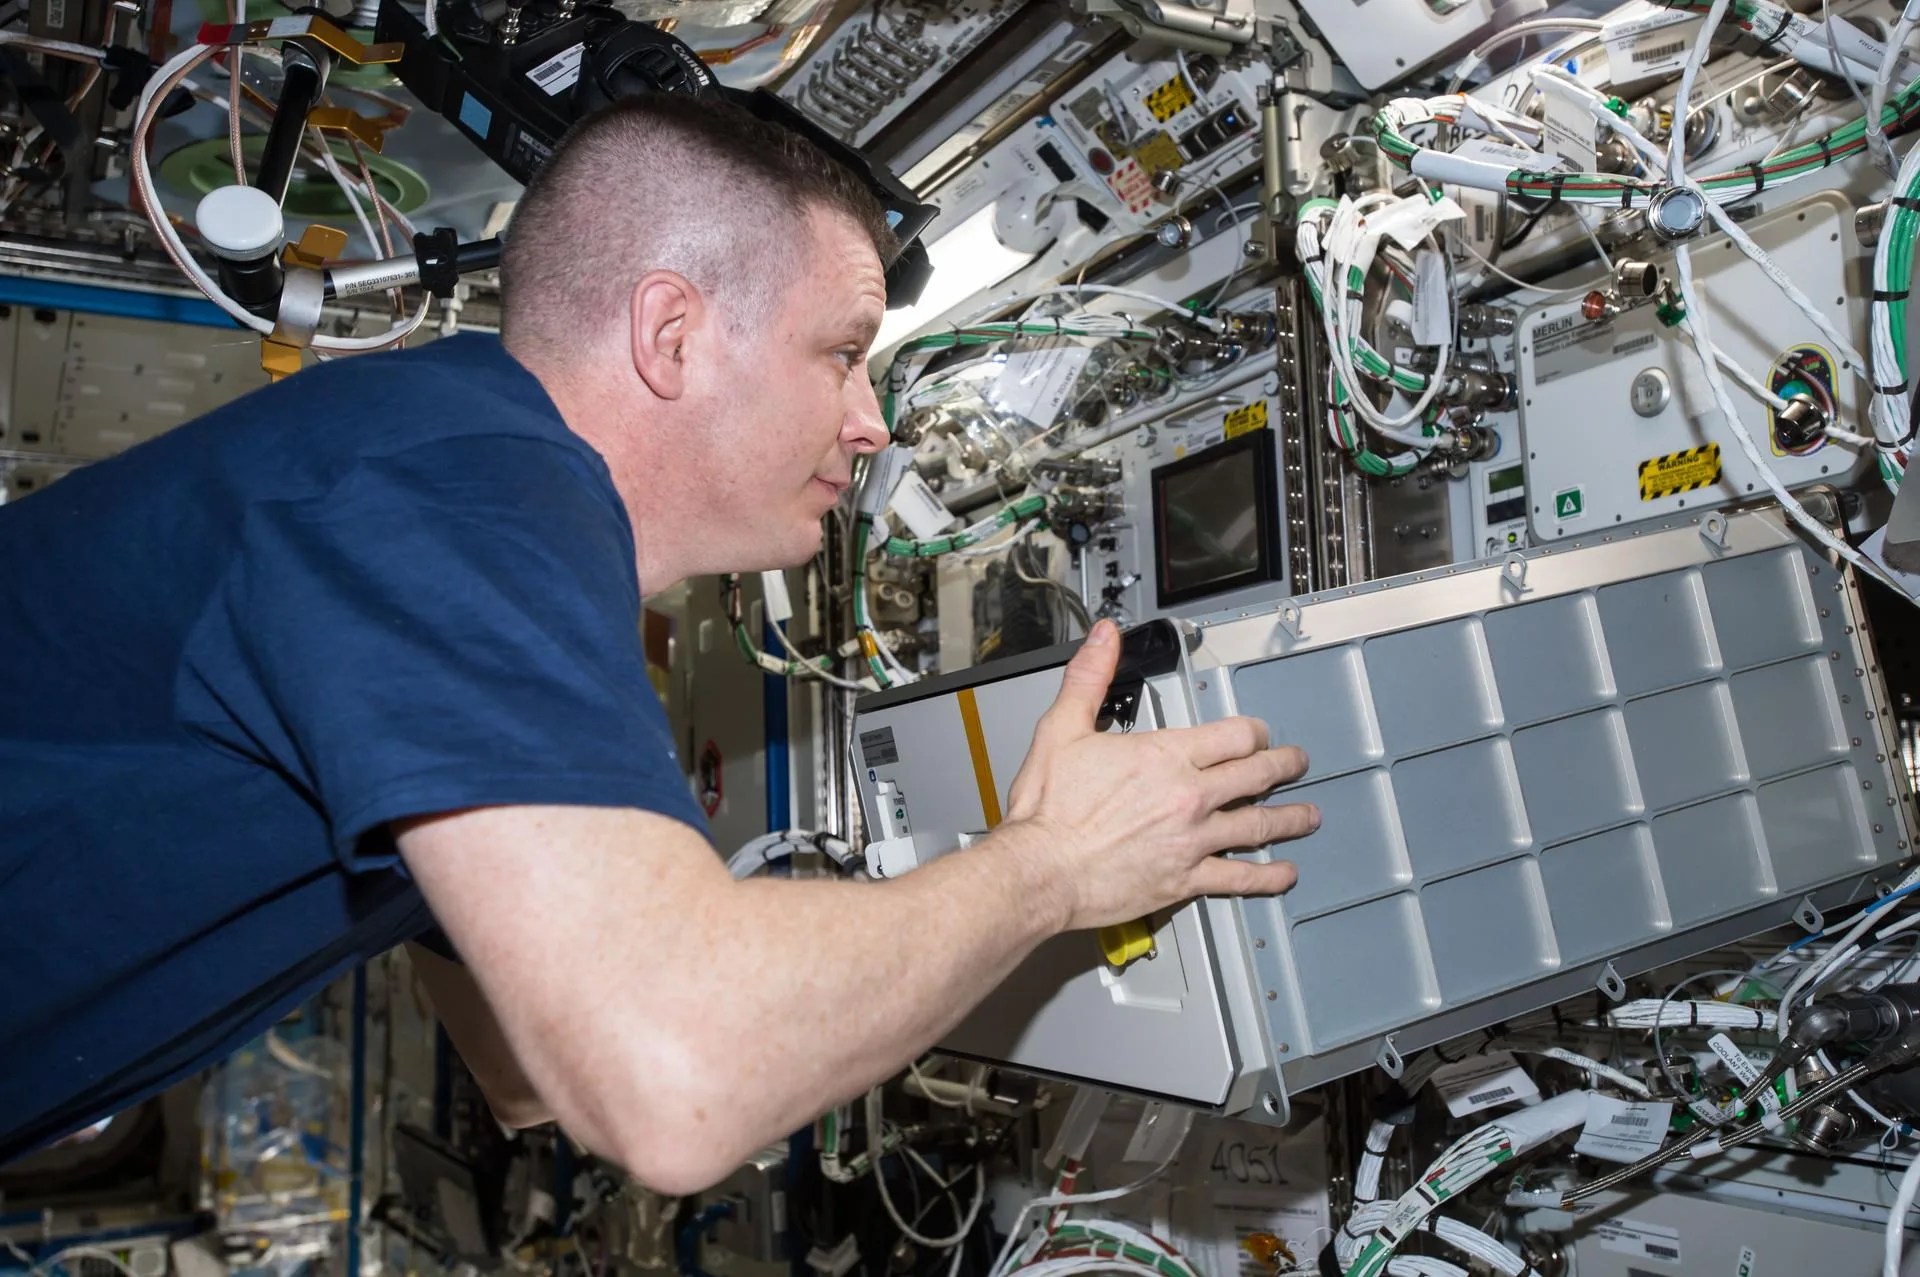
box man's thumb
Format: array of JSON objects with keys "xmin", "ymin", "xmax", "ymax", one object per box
[{"xmin": 1041, "ymin": 619, "xmax": 1121, "ymax": 737}]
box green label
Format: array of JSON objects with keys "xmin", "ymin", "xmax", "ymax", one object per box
[{"xmin": 1554, "ymin": 487, "xmax": 1585, "ymax": 520}]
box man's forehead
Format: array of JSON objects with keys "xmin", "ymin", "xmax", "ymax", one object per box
[{"xmin": 798, "ymin": 210, "xmax": 887, "ymax": 325}]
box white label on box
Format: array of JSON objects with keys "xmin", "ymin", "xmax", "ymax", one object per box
[
  {"xmin": 1707, "ymin": 1032, "xmax": 1781, "ymax": 1115},
  {"xmin": 1429, "ymin": 1051, "xmax": 1541, "ymax": 1117},
  {"xmin": 1595, "ymin": 1217, "xmax": 1683, "ymax": 1266},
  {"xmin": 887, "ymin": 470, "xmax": 956, "ymax": 541},
  {"xmin": 1450, "ymin": 137, "xmax": 1553, "ymax": 171},
  {"xmin": 1539, "ymin": 91, "xmax": 1597, "ymax": 170},
  {"xmin": 1606, "ymin": 18, "xmax": 1701, "ymax": 78},
  {"xmin": 1737, "ymin": 1246, "xmax": 1757, "ymax": 1276},
  {"xmin": 1413, "ymin": 249, "xmax": 1449, "ymax": 347},
  {"xmin": 1574, "ymin": 1094, "xmax": 1672, "ymax": 1163},
  {"xmin": 988, "ymin": 340, "xmax": 1092, "ymax": 425},
  {"xmin": 527, "ymin": 41, "xmax": 586, "ymax": 95}
]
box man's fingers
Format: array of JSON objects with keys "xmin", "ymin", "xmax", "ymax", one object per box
[
  {"xmin": 1034, "ymin": 619, "xmax": 1121, "ymax": 743},
  {"xmin": 1204, "ymin": 800, "xmax": 1321, "ymax": 854},
  {"xmin": 1199, "ymin": 745, "xmax": 1308, "ymax": 807},
  {"xmin": 1180, "ymin": 716, "xmax": 1272, "ymax": 769},
  {"xmin": 1188, "ymin": 855, "xmax": 1299, "ymax": 899}
]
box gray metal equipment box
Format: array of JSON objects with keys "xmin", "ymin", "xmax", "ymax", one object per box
[{"xmin": 852, "ymin": 509, "xmax": 1917, "ymax": 1123}]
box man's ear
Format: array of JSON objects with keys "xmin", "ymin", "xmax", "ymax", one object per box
[{"xmin": 629, "ymin": 271, "xmax": 704, "ymax": 400}]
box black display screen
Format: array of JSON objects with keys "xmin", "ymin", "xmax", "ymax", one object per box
[{"xmin": 1151, "ymin": 429, "xmax": 1283, "ymax": 609}]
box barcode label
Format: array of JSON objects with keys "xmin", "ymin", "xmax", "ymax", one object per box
[
  {"xmin": 1604, "ymin": 13, "xmax": 1701, "ymax": 77},
  {"xmin": 1632, "ymin": 39, "xmax": 1686, "ymax": 62},
  {"xmin": 1597, "ymin": 1217, "xmax": 1684, "ymax": 1267},
  {"xmin": 1430, "ymin": 1052, "xmax": 1539, "ymax": 1117},
  {"xmin": 1577, "ymin": 1094, "xmax": 1672, "ymax": 1163},
  {"xmin": 527, "ymin": 42, "xmax": 586, "ymax": 95}
]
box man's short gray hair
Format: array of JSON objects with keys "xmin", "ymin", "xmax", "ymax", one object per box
[{"xmin": 500, "ymin": 93, "xmax": 900, "ymax": 362}]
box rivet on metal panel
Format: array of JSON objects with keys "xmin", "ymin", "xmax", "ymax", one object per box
[
  {"xmin": 1877, "ymin": 825, "xmax": 1885, "ymax": 834},
  {"xmin": 1254, "ymin": 937, "xmax": 1267, "ymax": 948},
  {"xmin": 1277, "ymin": 1042, "xmax": 1290, "ymax": 1055},
  {"xmin": 1197, "ymin": 680, "xmax": 1209, "ymax": 691},
  {"xmin": 1376, "ymin": 1035, "xmax": 1405, "ymax": 1079},
  {"xmin": 1501, "ymin": 553, "xmax": 1530, "ymax": 596},
  {"xmin": 1795, "ymin": 897, "xmax": 1825, "ymax": 933},
  {"xmin": 1266, "ymin": 990, "xmax": 1278, "ymax": 1001},
  {"xmin": 1856, "ymin": 737, "xmax": 1865, "ymax": 746},
  {"xmin": 1821, "ymin": 608, "xmax": 1831, "ymax": 618},
  {"xmin": 1596, "ymin": 961, "xmax": 1626, "ymax": 1002},
  {"xmin": 1833, "ymin": 652, "xmax": 1843, "ymax": 660},
  {"xmin": 1699, "ymin": 512, "xmax": 1729, "ymax": 550},
  {"xmin": 1277, "ymin": 603, "xmax": 1305, "ymax": 640}
]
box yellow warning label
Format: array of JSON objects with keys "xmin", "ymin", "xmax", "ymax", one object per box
[
  {"xmin": 1224, "ymin": 400, "xmax": 1269, "ymax": 439},
  {"xmin": 1638, "ymin": 443, "xmax": 1722, "ymax": 501},
  {"xmin": 1130, "ymin": 129, "xmax": 1185, "ymax": 175},
  {"xmin": 1144, "ymin": 73, "xmax": 1196, "ymax": 122}
]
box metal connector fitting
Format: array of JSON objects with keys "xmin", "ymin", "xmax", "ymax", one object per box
[
  {"xmin": 1858, "ymin": 201, "xmax": 1890, "ymax": 249},
  {"xmin": 1614, "ymin": 259, "xmax": 1661, "ymax": 296}
]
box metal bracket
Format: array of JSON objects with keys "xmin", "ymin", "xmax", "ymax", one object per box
[
  {"xmin": 1276, "ymin": 601, "xmax": 1305, "ymax": 641},
  {"xmin": 1375, "ymin": 1033, "xmax": 1404, "ymax": 1079},
  {"xmin": 1499, "ymin": 553, "xmax": 1530, "ymax": 596},
  {"xmin": 1699, "ymin": 511, "xmax": 1730, "ymax": 552},
  {"xmin": 1794, "ymin": 896, "xmax": 1825, "ymax": 934},
  {"xmin": 1596, "ymin": 960, "xmax": 1626, "ymax": 1002}
]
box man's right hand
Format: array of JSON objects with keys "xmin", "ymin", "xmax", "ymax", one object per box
[{"xmin": 1000, "ymin": 618, "xmax": 1316, "ymax": 933}]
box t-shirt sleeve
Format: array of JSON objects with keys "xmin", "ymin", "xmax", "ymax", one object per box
[{"xmin": 179, "ymin": 433, "xmax": 708, "ymax": 866}]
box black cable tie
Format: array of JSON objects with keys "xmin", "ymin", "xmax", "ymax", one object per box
[
  {"xmin": 1894, "ymin": 197, "xmax": 1920, "ymax": 212},
  {"xmin": 1548, "ymin": 174, "xmax": 1568, "ymax": 205},
  {"xmin": 1621, "ymin": 184, "xmax": 1635, "ymax": 210},
  {"xmin": 1757, "ymin": 6, "xmax": 1795, "ymax": 50},
  {"xmin": 1875, "ymin": 289, "xmax": 1911, "ymax": 303},
  {"xmin": 1755, "ymin": 1007, "xmax": 1766, "ymax": 1029},
  {"xmin": 1818, "ymin": 135, "xmax": 1832, "ymax": 169},
  {"xmin": 1689, "ymin": 1003, "xmax": 1700, "ymax": 1027},
  {"xmin": 1747, "ymin": 162, "xmax": 1767, "ymax": 194},
  {"xmin": 1880, "ymin": 381, "xmax": 1911, "ymax": 397}
]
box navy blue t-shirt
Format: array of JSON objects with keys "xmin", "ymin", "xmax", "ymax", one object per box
[{"xmin": 0, "ymin": 334, "xmax": 706, "ymax": 1161}]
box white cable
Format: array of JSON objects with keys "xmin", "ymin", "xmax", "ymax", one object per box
[
  {"xmin": 1345, "ymin": 1203, "xmax": 1531, "ymax": 1276},
  {"xmin": 988, "ymin": 1146, "xmax": 1183, "ymax": 1277},
  {"xmin": 312, "ymin": 128, "xmax": 382, "ymax": 258},
  {"xmin": 131, "ymin": 40, "xmax": 429, "ymax": 354},
  {"xmin": 0, "ymin": 31, "xmax": 106, "ymax": 60},
  {"xmin": 1888, "ymin": 1149, "xmax": 1920, "ymax": 1276},
  {"xmin": 1606, "ymin": 999, "xmax": 1778, "ymax": 1031},
  {"xmin": 908, "ymin": 1058, "xmax": 973, "ymax": 1109},
  {"xmin": 1667, "ymin": 0, "xmax": 1729, "ymax": 184},
  {"xmin": 770, "ymin": 618, "xmax": 876, "ymax": 691},
  {"xmin": 1871, "ymin": 13, "xmax": 1920, "ymax": 170},
  {"xmin": 866, "ymin": 1089, "xmax": 987, "ymax": 1249}
]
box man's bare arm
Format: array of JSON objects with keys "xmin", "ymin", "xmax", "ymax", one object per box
[
  {"xmin": 406, "ymin": 942, "xmax": 552, "ymax": 1128},
  {"xmin": 396, "ymin": 622, "xmax": 1316, "ymax": 1195}
]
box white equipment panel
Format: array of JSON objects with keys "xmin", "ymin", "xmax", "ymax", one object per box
[
  {"xmin": 1519, "ymin": 191, "xmax": 1870, "ymax": 540},
  {"xmin": 855, "ymin": 509, "xmax": 1913, "ymax": 1122}
]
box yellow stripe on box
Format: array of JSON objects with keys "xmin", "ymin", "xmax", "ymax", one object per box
[
  {"xmin": 955, "ymin": 687, "xmax": 1003, "ymax": 830},
  {"xmin": 1638, "ymin": 442, "xmax": 1722, "ymax": 501}
]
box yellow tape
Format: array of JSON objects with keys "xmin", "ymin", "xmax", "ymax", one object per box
[
  {"xmin": 1224, "ymin": 400, "xmax": 1269, "ymax": 439},
  {"xmin": 1144, "ymin": 73, "xmax": 1196, "ymax": 122},
  {"xmin": 955, "ymin": 688, "xmax": 1003, "ymax": 830},
  {"xmin": 1638, "ymin": 443, "xmax": 1722, "ymax": 501},
  {"xmin": 1131, "ymin": 130, "xmax": 1184, "ymax": 174}
]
